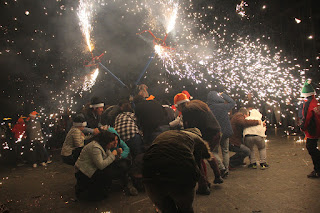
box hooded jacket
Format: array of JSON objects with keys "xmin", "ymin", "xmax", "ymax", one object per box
[
  {"xmin": 207, "ymin": 91, "xmax": 235, "ymax": 138},
  {"xmin": 301, "ymin": 95, "xmax": 320, "ymax": 138},
  {"xmin": 107, "ymin": 127, "xmax": 130, "ymax": 159},
  {"xmin": 243, "ymin": 109, "xmax": 266, "ymax": 137}
]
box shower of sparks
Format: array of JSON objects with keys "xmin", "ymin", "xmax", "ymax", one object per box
[
  {"xmin": 236, "ymin": 1, "xmax": 248, "ymax": 18},
  {"xmin": 166, "ymin": 2, "xmax": 178, "ymax": 33},
  {"xmin": 295, "ymin": 18, "xmax": 301, "ymax": 24},
  {"xmin": 78, "ymin": 0, "xmax": 94, "ymax": 52},
  {"xmin": 82, "ymin": 68, "xmax": 99, "ymax": 92}
]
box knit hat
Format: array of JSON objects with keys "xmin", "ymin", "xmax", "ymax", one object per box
[
  {"xmin": 29, "ymin": 111, "xmax": 38, "ymax": 118},
  {"xmin": 174, "ymin": 93, "xmax": 190, "ymax": 107},
  {"xmin": 73, "ymin": 115, "xmax": 87, "ymax": 127},
  {"xmin": 301, "ymin": 79, "xmax": 316, "ymax": 98},
  {"xmin": 182, "ymin": 90, "xmax": 193, "ymax": 100},
  {"xmin": 90, "ymin": 97, "xmax": 104, "ymax": 108}
]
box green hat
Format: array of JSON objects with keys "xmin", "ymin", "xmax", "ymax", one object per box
[{"xmin": 301, "ymin": 79, "xmax": 315, "ymax": 97}]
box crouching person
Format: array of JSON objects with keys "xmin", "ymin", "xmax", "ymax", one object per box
[
  {"xmin": 75, "ymin": 130, "xmax": 118, "ymax": 201},
  {"xmin": 61, "ymin": 115, "xmax": 88, "ymax": 165},
  {"xmin": 142, "ymin": 128, "xmax": 211, "ymax": 213}
]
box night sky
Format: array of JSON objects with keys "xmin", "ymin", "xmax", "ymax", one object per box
[{"xmin": 0, "ymin": 0, "xmax": 319, "ymax": 118}]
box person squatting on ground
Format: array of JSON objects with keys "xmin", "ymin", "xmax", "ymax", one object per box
[
  {"xmin": 243, "ymin": 109, "xmax": 269, "ymax": 169},
  {"xmin": 229, "ymin": 108, "xmax": 262, "ymax": 168},
  {"xmin": 142, "ymin": 128, "xmax": 211, "ymax": 213},
  {"xmin": 81, "ymin": 97, "xmax": 105, "ymax": 135},
  {"xmin": 299, "ymin": 79, "xmax": 320, "ymax": 178},
  {"xmin": 61, "ymin": 115, "xmax": 88, "ymax": 166},
  {"xmin": 26, "ymin": 111, "xmax": 49, "ymax": 168},
  {"xmin": 181, "ymin": 100, "xmax": 223, "ymax": 195},
  {"xmin": 75, "ymin": 128, "xmax": 137, "ymax": 201},
  {"xmin": 207, "ymin": 91, "xmax": 236, "ymax": 178}
]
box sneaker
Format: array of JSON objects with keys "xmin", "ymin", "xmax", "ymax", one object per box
[
  {"xmin": 214, "ymin": 176, "xmax": 224, "ymax": 184},
  {"xmin": 32, "ymin": 163, "xmax": 37, "ymax": 168},
  {"xmin": 307, "ymin": 170, "xmax": 320, "ymax": 178},
  {"xmin": 248, "ymin": 163, "xmax": 257, "ymax": 169},
  {"xmin": 40, "ymin": 162, "xmax": 47, "ymax": 167},
  {"xmin": 196, "ymin": 186, "xmax": 210, "ymax": 195},
  {"xmin": 260, "ymin": 163, "xmax": 269, "ymax": 170}
]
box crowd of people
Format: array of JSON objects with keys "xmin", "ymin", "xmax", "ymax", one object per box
[{"xmin": 1, "ymin": 81, "xmax": 319, "ymax": 212}]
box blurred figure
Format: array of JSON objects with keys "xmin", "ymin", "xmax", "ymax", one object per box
[
  {"xmin": 26, "ymin": 111, "xmax": 49, "ymax": 168},
  {"xmin": 143, "ymin": 128, "xmax": 211, "ymax": 213}
]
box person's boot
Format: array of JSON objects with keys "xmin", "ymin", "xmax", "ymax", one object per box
[
  {"xmin": 125, "ymin": 177, "xmax": 138, "ymax": 196},
  {"xmin": 307, "ymin": 170, "xmax": 320, "ymax": 178},
  {"xmin": 214, "ymin": 176, "xmax": 224, "ymax": 184},
  {"xmin": 196, "ymin": 185, "xmax": 210, "ymax": 195}
]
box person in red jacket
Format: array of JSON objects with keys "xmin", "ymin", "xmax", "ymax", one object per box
[
  {"xmin": 300, "ymin": 79, "xmax": 320, "ymax": 178},
  {"xmin": 12, "ymin": 117, "xmax": 26, "ymax": 140}
]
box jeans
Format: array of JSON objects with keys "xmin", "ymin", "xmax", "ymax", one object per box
[
  {"xmin": 125, "ymin": 134, "xmax": 144, "ymax": 158},
  {"xmin": 212, "ymin": 136, "xmax": 230, "ymax": 171},
  {"xmin": 144, "ymin": 182, "xmax": 195, "ymax": 213},
  {"xmin": 306, "ymin": 138, "xmax": 320, "ymax": 172},
  {"xmin": 229, "ymin": 144, "xmax": 250, "ymax": 167},
  {"xmin": 244, "ymin": 135, "xmax": 266, "ymax": 164}
]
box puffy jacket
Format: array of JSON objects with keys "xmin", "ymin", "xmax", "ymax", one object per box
[
  {"xmin": 243, "ymin": 109, "xmax": 266, "ymax": 137},
  {"xmin": 207, "ymin": 91, "xmax": 235, "ymax": 138}
]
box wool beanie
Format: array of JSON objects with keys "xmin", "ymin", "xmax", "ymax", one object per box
[
  {"xmin": 174, "ymin": 93, "xmax": 190, "ymax": 107},
  {"xmin": 301, "ymin": 79, "xmax": 316, "ymax": 98}
]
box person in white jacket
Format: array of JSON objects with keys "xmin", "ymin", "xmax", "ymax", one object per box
[
  {"xmin": 75, "ymin": 130, "xmax": 118, "ymax": 201},
  {"xmin": 243, "ymin": 109, "xmax": 268, "ymax": 169}
]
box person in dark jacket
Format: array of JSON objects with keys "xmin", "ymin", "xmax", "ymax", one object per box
[
  {"xmin": 207, "ymin": 91, "xmax": 236, "ymax": 177},
  {"xmin": 133, "ymin": 95, "xmax": 169, "ymax": 147},
  {"xmin": 181, "ymin": 100, "xmax": 223, "ymax": 195},
  {"xmin": 81, "ymin": 97, "xmax": 105, "ymax": 135},
  {"xmin": 229, "ymin": 108, "xmax": 262, "ymax": 168},
  {"xmin": 143, "ymin": 128, "xmax": 211, "ymax": 213}
]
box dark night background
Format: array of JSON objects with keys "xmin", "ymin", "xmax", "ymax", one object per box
[{"xmin": 0, "ymin": 0, "xmax": 319, "ymax": 118}]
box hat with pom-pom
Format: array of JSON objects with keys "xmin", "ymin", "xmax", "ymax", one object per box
[
  {"xmin": 174, "ymin": 93, "xmax": 190, "ymax": 107},
  {"xmin": 301, "ymin": 79, "xmax": 316, "ymax": 97}
]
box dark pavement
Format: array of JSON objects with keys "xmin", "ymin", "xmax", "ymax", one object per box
[{"xmin": 1, "ymin": 130, "xmax": 320, "ymax": 213}]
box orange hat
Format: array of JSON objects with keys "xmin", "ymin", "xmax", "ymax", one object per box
[
  {"xmin": 29, "ymin": 111, "xmax": 38, "ymax": 118},
  {"xmin": 174, "ymin": 93, "xmax": 189, "ymax": 107},
  {"xmin": 146, "ymin": 95, "xmax": 155, "ymax": 100},
  {"xmin": 182, "ymin": 90, "xmax": 193, "ymax": 100}
]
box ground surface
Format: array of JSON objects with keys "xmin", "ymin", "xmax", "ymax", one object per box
[{"xmin": 1, "ymin": 129, "xmax": 320, "ymax": 213}]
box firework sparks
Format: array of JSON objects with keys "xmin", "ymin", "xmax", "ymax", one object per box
[
  {"xmin": 166, "ymin": 2, "xmax": 178, "ymax": 33},
  {"xmin": 236, "ymin": 1, "xmax": 248, "ymax": 18},
  {"xmin": 78, "ymin": 0, "xmax": 94, "ymax": 52},
  {"xmin": 82, "ymin": 68, "xmax": 99, "ymax": 92}
]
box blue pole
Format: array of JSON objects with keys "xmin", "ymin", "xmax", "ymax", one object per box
[
  {"xmin": 98, "ymin": 62, "xmax": 126, "ymax": 87},
  {"xmin": 135, "ymin": 52, "xmax": 155, "ymax": 85}
]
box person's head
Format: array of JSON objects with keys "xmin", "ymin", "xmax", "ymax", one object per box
[
  {"xmin": 96, "ymin": 130, "xmax": 118, "ymax": 150},
  {"xmin": 90, "ymin": 97, "xmax": 104, "ymax": 116},
  {"xmin": 133, "ymin": 94, "xmax": 145, "ymax": 105},
  {"xmin": 72, "ymin": 115, "xmax": 87, "ymax": 131},
  {"xmin": 181, "ymin": 90, "xmax": 193, "ymax": 100},
  {"xmin": 119, "ymin": 99, "xmax": 132, "ymax": 112},
  {"xmin": 239, "ymin": 108, "xmax": 249, "ymax": 117},
  {"xmin": 174, "ymin": 93, "xmax": 190, "ymax": 111},
  {"xmin": 29, "ymin": 111, "xmax": 38, "ymax": 120},
  {"xmin": 181, "ymin": 100, "xmax": 210, "ymax": 128},
  {"xmin": 17, "ymin": 117, "xmax": 25, "ymax": 124}
]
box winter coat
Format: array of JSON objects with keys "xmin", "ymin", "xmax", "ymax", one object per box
[
  {"xmin": 207, "ymin": 91, "xmax": 235, "ymax": 138},
  {"xmin": 301, "ymin": 95, "xmax": 320, "ymax": 138},
  {"xmin": 243, "ymin": 109, "xmax": 266, "ymax": 138},
  {"xmin": 12, "ymin": 120, "xmax": 26, "ymax": 140},
  {"xmin": 26, "ymin": 119, "xmax": 44, "ymax": 142},
  {"xmin": 61, "ymin": 127, "xmax": 84, "ymax": 157},
  {"xmin": 142, "ymin": 128, "xmax": 210, "ymax": 186},
  {"xmin": 229, "ymin": 112, "xmax": 260, "ymax": 147},
  {"xmin": 107, "ymin": 127, "xmax": 130, "ymax": 159},
  {"xmin": 75, "ymin": 141, "xmax": 115, "ymax": 178}
]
